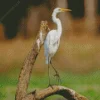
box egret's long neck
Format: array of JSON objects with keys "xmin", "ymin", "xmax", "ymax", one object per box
[{"xmin": 52, "ymin": 12, "xmax": 62, "ymax": 38}]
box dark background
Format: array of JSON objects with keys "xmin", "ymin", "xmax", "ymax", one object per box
[
  {"xmin": 0, "ymin": 0, "xmax": 49, "ymax": 38},
  {"xmin": 0, "ymin": 0, "xmax": 100, "ymax": 38}
]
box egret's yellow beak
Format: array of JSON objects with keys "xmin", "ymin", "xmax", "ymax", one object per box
[{"xmin": 60, "ymin": 8, "xmax": 72, "ymax": 12}]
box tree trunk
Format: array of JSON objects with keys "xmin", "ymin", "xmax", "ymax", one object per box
[{"xmin": 84, "ymin": 0, "xmax": 97, "ymax": 35}]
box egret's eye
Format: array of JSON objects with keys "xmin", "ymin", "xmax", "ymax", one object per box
[
  {"xmin": 59, "ymin": 9, "xmax": 61, "ymax": 11},
  {"xmin": 59, "ymin": 8, "xmax": 62, "ymax": 12}
]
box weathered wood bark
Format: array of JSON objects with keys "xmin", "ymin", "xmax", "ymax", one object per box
[
  {"xmin": 22, "ymin": 85, "xmax": 88, "ymax": 100},
  {"xmin": 15, "ymin": 21, "xmax": 49, "ymax": 100},
  {"xmin": 15, "ymin": 21, "xmax": 88, "ymax": 100}
]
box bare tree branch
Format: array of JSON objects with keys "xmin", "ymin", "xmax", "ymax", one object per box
[
  {"xmin": 22, "ymin": 85, "xmax": 88, "ymax": 100},
  {"xmin": 15, "ymin": 21, "xmax": 49, "ymax": 100}
]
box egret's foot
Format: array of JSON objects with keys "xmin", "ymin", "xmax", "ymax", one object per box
[
  {"xmin": 54, "ymin": 72, "xmax": 61, "ymax": 85},
  {"xmin": 50, "ymin": 61, "xmax": 61, "ymax": 84}
]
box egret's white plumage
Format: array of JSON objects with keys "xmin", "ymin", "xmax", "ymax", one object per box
[
  {"xmin": 44, "ymin": 8, "xmax": 71, "ymax": 64},
  {"xmin": 44, "ymin": 8, "xmax": 71, "ymax": 85},
  {"xmin": 44, "ymin": 30, "xmax": 60, "ymax": 64}
]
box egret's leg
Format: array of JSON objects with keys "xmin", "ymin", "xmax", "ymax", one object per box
[
  {"xmin": 50, "ymin": 60, "xmax": 61, "ymax": 84},
  {"xmin": 47, "ymin": 57, "xmax": 52, "ymax": 87},
  {"xmin": 48, "ymin": 63, "xmax": 50, "ymax": 86}
]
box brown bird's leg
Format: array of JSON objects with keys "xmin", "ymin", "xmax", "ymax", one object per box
[{"xmin": 50, "ymin": 60, "xmax": 61, "ymax": 85}]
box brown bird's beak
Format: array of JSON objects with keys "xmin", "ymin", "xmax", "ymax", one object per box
[{"xmin": 60, "ymin": 8, "xmax": 72, "ymax": 12}]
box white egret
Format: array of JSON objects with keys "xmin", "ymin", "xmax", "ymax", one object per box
[{"xmin": 44, "ymin": 7, "xmax": 71, "ymax": 86}]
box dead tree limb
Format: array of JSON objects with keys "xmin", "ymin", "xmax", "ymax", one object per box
[
  {"xmin": 22, "ymin": 85, "xmax": 88, "ymax": 100},
  {"xmin": 15, "ymin": 21, "xmax": 49, "ymax": 100},
  {"xmin": 15, "ymin": 21, "xmax": 88, "ymax": 100}
]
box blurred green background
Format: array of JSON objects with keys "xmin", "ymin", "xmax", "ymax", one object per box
[{"xmin": 0, "ymin": 0, "xmax": 100, "ymax": 100}]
